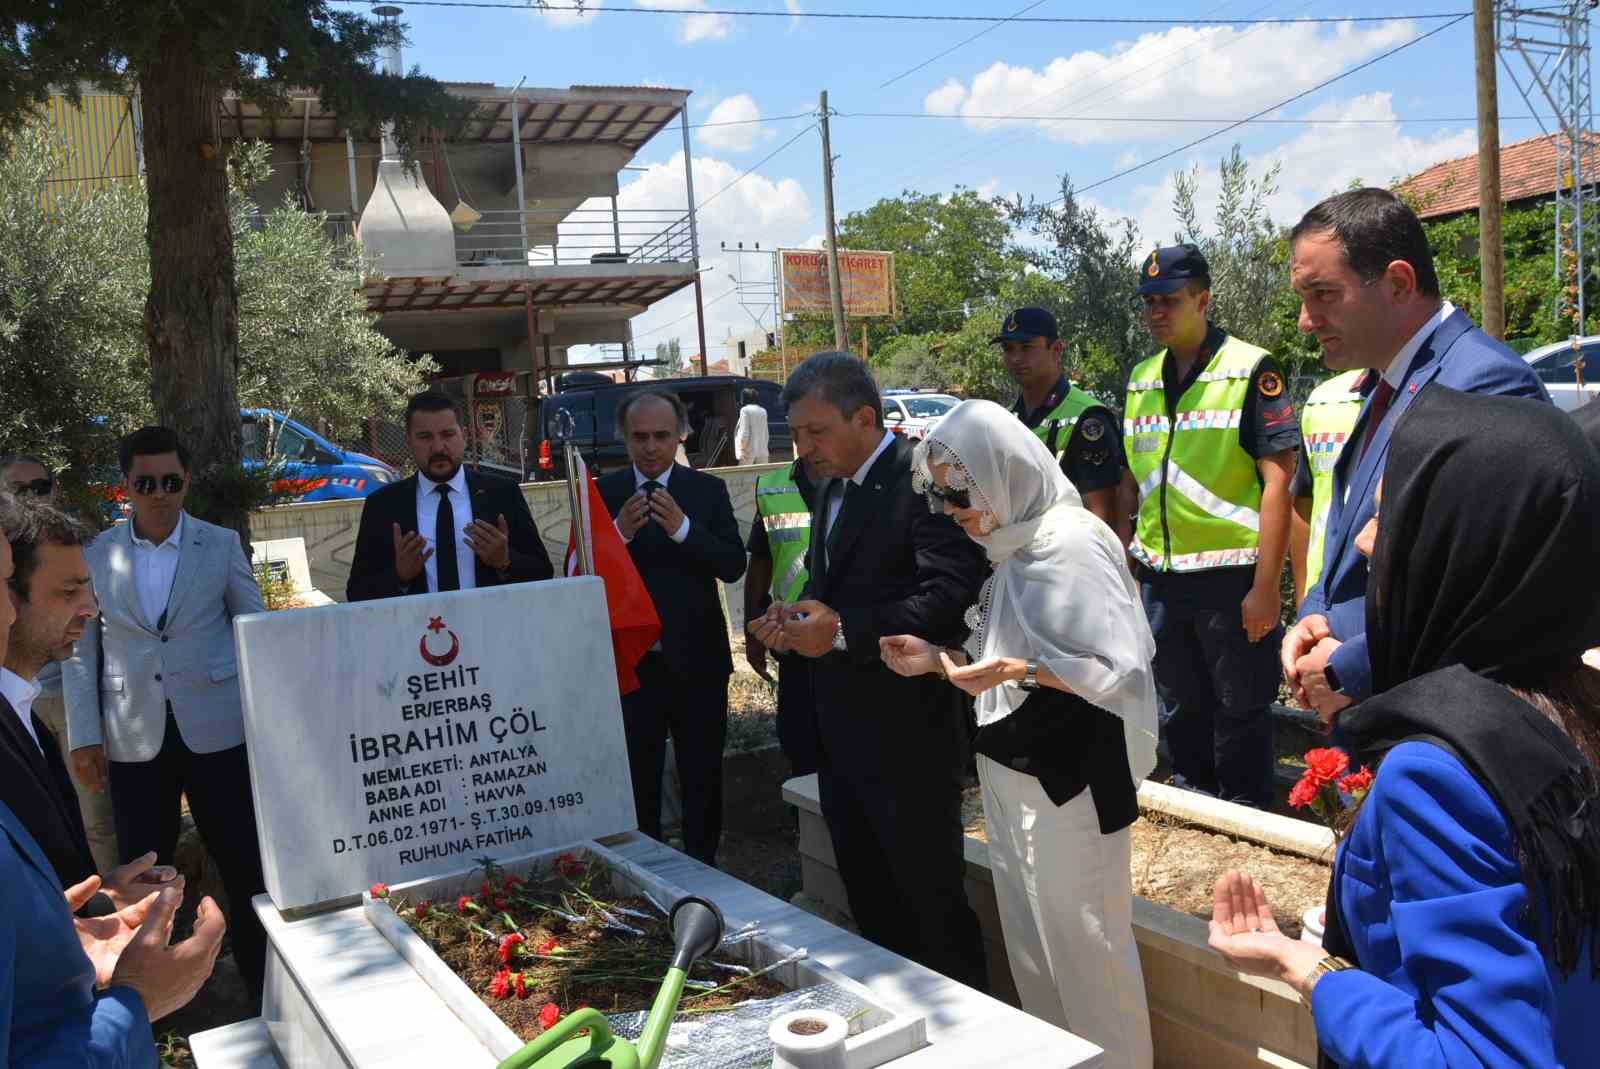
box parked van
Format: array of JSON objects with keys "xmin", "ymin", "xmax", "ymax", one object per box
[
  {"xmin": 241, "ymin": 409, "xmax": 400, "ymax": 501},
  {"xmin": 535, "ymin": 376, "xmax": 789, "ymax": 478}
]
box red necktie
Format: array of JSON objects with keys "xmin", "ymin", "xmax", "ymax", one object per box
[{"xmin": 1359, "ymin": 379, "xmax": 1396, "ymax": 462}]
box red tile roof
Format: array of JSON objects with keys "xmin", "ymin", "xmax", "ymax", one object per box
[{"xmin": 1398, "ymin": 132, "xmax": 1600, "ymax": 219}]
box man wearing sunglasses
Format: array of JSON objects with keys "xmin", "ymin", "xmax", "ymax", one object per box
[
  {"xmin": 62, "ymin": 426, "xmax": 271, "ymax": 1008},
  {"xmin": 0, "ymin": 457, "xmax": 121, "ymax": 873}
]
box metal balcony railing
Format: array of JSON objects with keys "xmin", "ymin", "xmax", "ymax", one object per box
[{"xmin": 452, "ymin": 205, "xmax": 695, "ymax": 269}]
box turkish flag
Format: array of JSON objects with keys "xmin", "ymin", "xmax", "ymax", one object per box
[{"xmin": 565, "ymin": 454, "xmax": 661, "ymax": 696}]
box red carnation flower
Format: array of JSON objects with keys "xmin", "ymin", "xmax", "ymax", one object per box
[
  {"xmin": 369, "ymin": 883, "xmax": 389, "ymax": 899},
  {"xmin": 498, "ymin": 933, "xmax": 526, "ymax": 964},
  {"xmin": 1339, "ymin": 766, "xmax": 1375, "ymax": 798},
  {"xmin": 481, "ymin": 880, "xmax": 493, "ymax": 898},
  {"xmin": 514, "ymin": 972, "xmax": 529, "ymax": 1000},
  {"xmin": 1288, "ymin": 769, "xmax": 1322, "ymax": 810},
  {"xmin": 1303, "ymin": 747, "xmax": 1350, "ymax": 787},
  {"xmin": 456, "ymin": 895, "xmax": 475, "ymax": 914},
  {"xmin": 489, "ymin": 968, "xmax": 513, "ymax": 1000},
  {"xmin": 414, "ymin": 900, "xmax": 432, "ymax": 919},
  {"xmin": 554, "ymin": 852, "xmax": 585, "ymax": 878},
  {"xmin": 536, "ymin": 937, "xmax": 559, "ymax": 955},
  {"xmin": 539, "ymin": 1003, "xmax": 561, "ymax": 1030}
]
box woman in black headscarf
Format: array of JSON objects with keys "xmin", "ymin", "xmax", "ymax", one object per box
[{"xmin": 1207, "ymin": 386, "xmax": 1600, "ymax": 1068}]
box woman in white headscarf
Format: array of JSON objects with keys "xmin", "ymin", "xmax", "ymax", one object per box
[{"xmin": 881, "ymin": 399, "xmax": 1157, "ymax": 1069}]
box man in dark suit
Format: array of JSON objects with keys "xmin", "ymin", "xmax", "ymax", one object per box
[
  {"xmin": 598, "ymin": 389, "xmax": 746, "ymax": 865},
  {"xmin": 752, "ymin": 352, "xmax": 988, "ymax": 988},
  {"xmin": 347, "ymin": 390, "xmax": 554, "ymax": 601},
  {"xmin": 1282, "ymin": 188, "xmax": 1551, "ymax": 719},
  {"xmin": 0, "ymin": 495, "xmax": 178, "ymax": 911}
]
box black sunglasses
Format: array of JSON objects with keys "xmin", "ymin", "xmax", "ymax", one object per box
[
  {"xmin": 10, "ymin": 477, "xmax": 52, "ymax": 497},
  {"xmin": 926, "ymin": 483, "xmax": 972, "ymax": 510},
  {"xmin": 131, "ymin": 474, "xmax": 186, "ymax": 495}
]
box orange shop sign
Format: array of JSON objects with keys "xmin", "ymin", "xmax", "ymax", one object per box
[{"xmin": 778, "ymin": 248, "xmax": 897, "ymax": 318}]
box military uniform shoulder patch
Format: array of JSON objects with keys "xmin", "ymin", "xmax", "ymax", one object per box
[
  {"xmin": 1258, "ymin": 369, "xmax": 1284, "ymax": 398},
  {"xmin": 1080, "ymin": 417, "xmax": 1106, "ymax": 442}
]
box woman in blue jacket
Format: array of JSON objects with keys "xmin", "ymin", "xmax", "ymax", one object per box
[{"xmin": 1209, "ymin": 386, "xmax": 1600, "ymax": 1068}]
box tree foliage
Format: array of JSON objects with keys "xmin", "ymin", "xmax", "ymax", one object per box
[{"xmin": 0, "ymin": 124, "xmax": 429, "ymax": 509}]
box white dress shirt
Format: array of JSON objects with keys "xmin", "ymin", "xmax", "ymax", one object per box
[
  {"xmin": 734, "ymin": 404, "xmax": 769, "ymax": 462},
  {"xmin": 627, "ymin": 464, "xmax": 691, "ymax": 543},
  {"xmin": 826, "ymin": 430, "xmax": 896, "ymax": 537},
  {"xmin": 0, "ymin": 668, "xmax": 43, "ymax": 755},
  {"xmin": 130, "ymin": 511, "xmax": 185, "ymax": 629},
  {"xmin": 416, "ymin": 466, "xmax": 476, "ymax": 593}
]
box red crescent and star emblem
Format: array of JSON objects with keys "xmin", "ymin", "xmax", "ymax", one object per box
[{"xmin": 419, "ymin": 615, "xmax": 461, "ymax": 667}]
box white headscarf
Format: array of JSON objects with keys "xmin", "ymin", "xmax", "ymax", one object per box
[{"xmin": 913, "ymin": 399, "xmax": 1159, "ymax": 784}]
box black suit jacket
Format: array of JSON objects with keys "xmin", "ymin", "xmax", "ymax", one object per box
[
  {"xmin": 597, "ymin": 464, "xmax": 747, "ymax": 677},
  {"xmin": 346, "ymin": 469, "xmax": 555, "ymax": 601},
  {"xmin": 805, "ymin": 436, "xmax": 987, "ymax": 777},
  {"xmin": 0, "ymin": 694, "xmax": 96, "ymax": 890}
]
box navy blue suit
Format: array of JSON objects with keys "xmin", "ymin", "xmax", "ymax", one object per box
[
  {"xmin": 1298, "ymin": 309, "xmax": 1549, "ymax": 701},
  {"xmin": 0, "ymin": 799, "xmax": 156, "ymax": 1068},
  {"xmin": 1315, "ymin": 742, "xmax": 1600, "ymax": 1066}
]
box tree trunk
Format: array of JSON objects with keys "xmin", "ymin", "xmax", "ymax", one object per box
[{"xmin": 138, "ymin": 46, "xmax": 248, "ymax": 542}]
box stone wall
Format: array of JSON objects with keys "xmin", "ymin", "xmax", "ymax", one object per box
[{"xmin": 247, "ymin": 462, "xmax": 783, "ymax": 632}]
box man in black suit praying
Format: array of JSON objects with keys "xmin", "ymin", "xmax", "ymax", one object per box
[
  {"xmin": 347, "ymin": 390, "xmax": 554, "ymax": 602},
  {"xmin": 752, "ymin": 352, "xmax": 988, "ymax": 988},
  {"xmin": 597, "ymin": 389, "xmax": 746, "ymax": 865}
]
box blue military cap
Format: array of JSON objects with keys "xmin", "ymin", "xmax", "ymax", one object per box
[
  {"xmin": 991, "ymin": 306, "xmax": 1058, "ymax": 344},
  {"xmin": 1137, "ymin": 244, "xmax": 1211, "ymax": 296}
]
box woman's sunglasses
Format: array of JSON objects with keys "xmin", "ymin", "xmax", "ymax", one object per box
[
  {"xmin": 131, "ymin": 474, "xmax": 186, "ymax": 496},
  {"xmin": 10, "ymin": 478, "xmax": 52, "ymax": 497},
  {"xmin": 925, "ymin": 483, "xmax": 972, "ymax": 510}
]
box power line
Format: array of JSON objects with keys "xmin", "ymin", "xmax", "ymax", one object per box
[
  {"xmin": 695, "ymin": 122, "xmax": 816, "ymax": 211},
  {"xmin": 1066, "ymin": 11, "xmax": 1471, "ymax": 197},
  {"xmin": 876, "ymin": 0, "xmax": 1052, "ymax": 90},
  {"xmin": 339, "ymin": 0, "xmax": 1516, "ymax": 25},
  {"xmin": 690, "ymin": 110, "xmax": 813, "ymax": 129},
  {"xmin": 634, "ymin": 288, "xmax": 737, "ymax": 341},
  {"xmin": 841, "ymin": 110, "xmax": 1553, "ymax": 126}
]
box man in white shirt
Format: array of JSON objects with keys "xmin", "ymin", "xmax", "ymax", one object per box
[
  {"xmin": 733, "ymin": 388, "xmax": 770, "ymax": 466},
  {"xmin": 62, "ymin": 426, "xmax": 270, "ymax": 1006},
  {"xmin": 1, "ymin": 457, "xmax": 119, "ymax": 871}
]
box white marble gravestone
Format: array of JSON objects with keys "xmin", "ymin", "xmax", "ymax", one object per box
[{"xmin": 234, "ymin": 576, "xmax": 635, "ymax": 911}]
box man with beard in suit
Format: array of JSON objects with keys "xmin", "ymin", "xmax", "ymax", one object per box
[
  {"xmin": 598, "ymin": 389, "xmax": 746, "ymax": 865},
  {"xmin": 347, "ymin": 389, "xmax": 554, "ymax": 601},
  {"xmin": 752, "ymin": 352, "xmax": 988, "ymax": 987}
]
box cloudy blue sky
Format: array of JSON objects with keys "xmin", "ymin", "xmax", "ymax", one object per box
[{"xmin": 387, "ymin": 0, "xmax": 1551, "ymax": 361}]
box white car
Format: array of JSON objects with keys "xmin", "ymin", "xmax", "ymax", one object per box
[
  {"xmin": 882, "ymin": 392, "xmax": 960, "ymax": 440},
  {"xmin": 1523, "ymin": 336, "xmax": 1600, "ymax": 414}
]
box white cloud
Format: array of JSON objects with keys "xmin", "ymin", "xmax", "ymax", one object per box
[
  {"xmin": 635, "ymin": 0, "xmax": 732, "ymax": 43},
  {"xmin": 922, "ymin": 21, "xmax": 1418, "ymax": 144},
  {"xmin": 1108, "ymin": 93, "xmax": 1476, "ymax": 253},
  {"xmin": 530, "ymin": 0, "xmax": 603, "ymax": 30},
  {"xmin": 570, "ymin": 152, "xmax": 814, "ymax": 362},
  {"xmin": 697, "ymin": 94, "xmax": 772, "ymax": 153}
]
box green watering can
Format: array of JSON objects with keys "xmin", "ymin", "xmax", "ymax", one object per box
[{"xmin": 493, "ymin": 896, "xmax": 726, "ymax": 1069}]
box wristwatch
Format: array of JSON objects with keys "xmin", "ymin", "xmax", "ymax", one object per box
[
  {"xmin": 1323, "ymin": 662, "xmax": 1344, "ymax": 695},
  {"xmin": 1302, "ymin": 954, "xmax": 1355, "ymax": 1009},
  {"xmin": 831, "ymin": 619, "xmax": 847, "ymax": 652},
  {"xmin": 1018, "ymin": 660, "xmax": 1040, "ymax": 690}
]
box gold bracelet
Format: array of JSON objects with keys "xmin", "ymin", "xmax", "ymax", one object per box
[{"xmin": 1301, "ymin": 955, "xmax": 1356, "ymax": 1009}]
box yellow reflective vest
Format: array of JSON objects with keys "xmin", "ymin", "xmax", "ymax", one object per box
[
  {"xmin": 1300, "ymin": 369, "xmax": 1365, "ymax": 590},
  {"xmin": 755, "ymin": 466, "xmax": 811, "ymax": 602},
  {"xmin": 1124, "ymin": 335, "xmax": 1271, "ymax": 572}
]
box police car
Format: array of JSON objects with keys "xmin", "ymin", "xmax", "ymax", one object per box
[
  {"xmin": 882, "ymin": 390, "xmax": 960, "ymax": 440},
  {"xmin": 1522, "ymin": 336, "xmax": 1600, "ymax": 414}
]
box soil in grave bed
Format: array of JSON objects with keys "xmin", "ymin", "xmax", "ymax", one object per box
[
  {"xmin": 960, "ymin": 786, "xmax": 1331, "ymax": 939},
  {"xmin": 391, "ymin": 856, "xmax": 788, "ymax": 1043}
]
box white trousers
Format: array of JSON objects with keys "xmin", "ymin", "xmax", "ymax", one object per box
[{"xmin": 978, "ymin": 754, "xmax": 1153, "ymax": 1069}]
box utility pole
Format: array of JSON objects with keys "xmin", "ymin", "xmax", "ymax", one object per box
[
  {"xmin": 1475, "ymin": 0, "xmax": 1506, "ymax": 339},
  {"xmin": 819, "ymin": 90, "xmax": 848, "ymax": 352}
]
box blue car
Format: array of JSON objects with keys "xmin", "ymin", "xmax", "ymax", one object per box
[{"xmin": 241, "ymin": 409, "xmax": 399, "ymax": 502}]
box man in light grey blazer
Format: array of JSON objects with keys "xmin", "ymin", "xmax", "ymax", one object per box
[{"xmin": 62, "ymin": 426, "xmax": 269, "ymax": 1006}]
